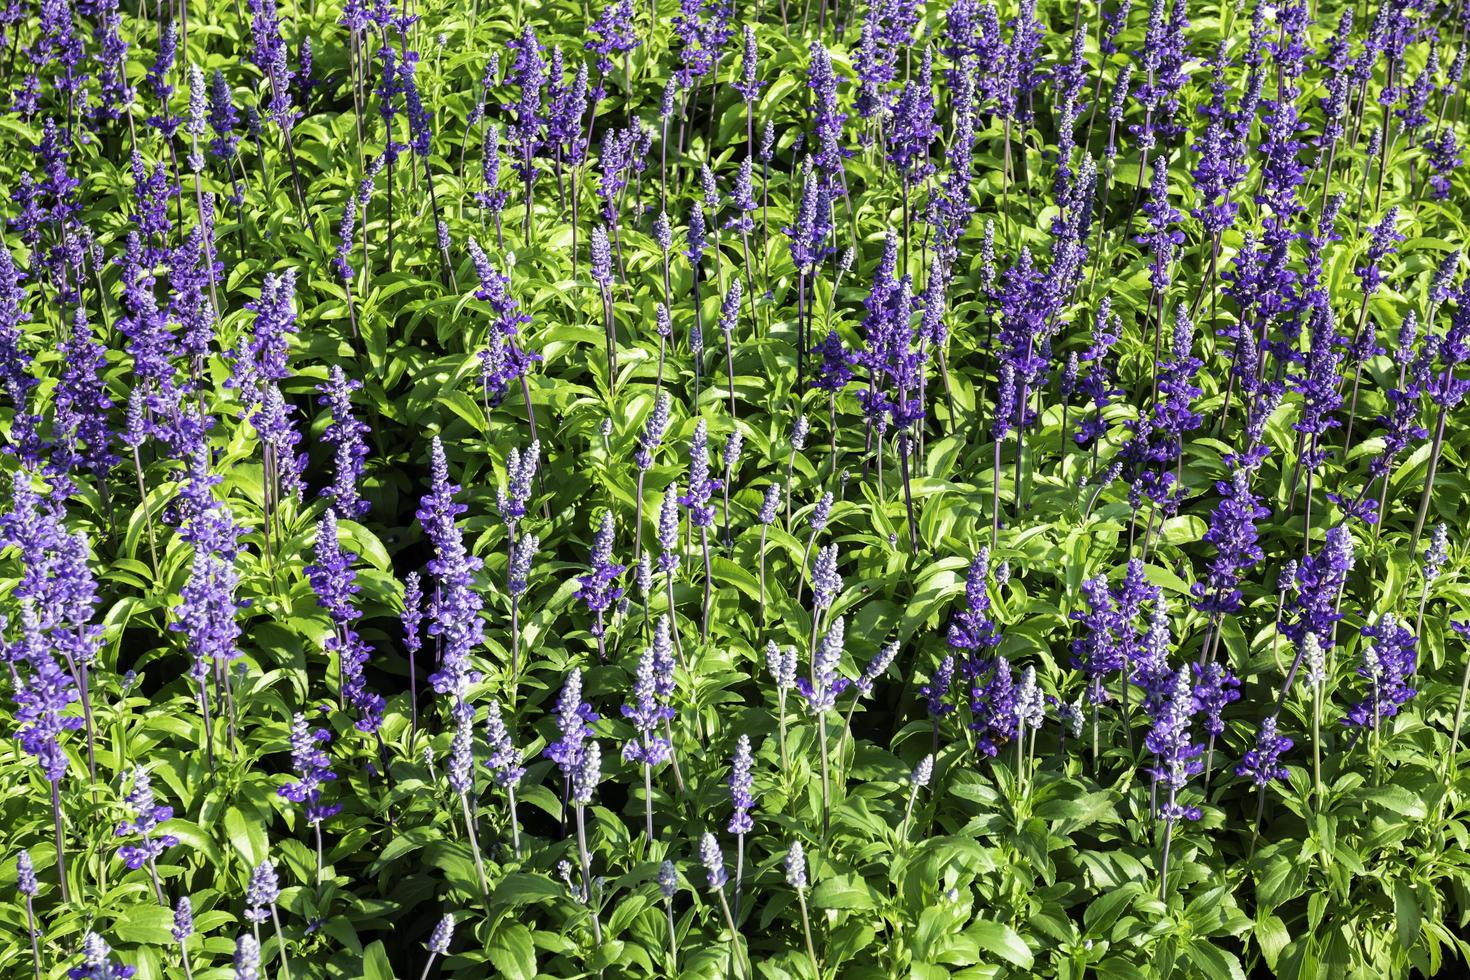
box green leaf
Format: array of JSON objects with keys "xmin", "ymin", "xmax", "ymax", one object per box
[
  {"xmin": 964, "ymin": 920, "xmax": 1033, "ymax": 969},
  {"xmin": 811, "ymin": 872, "xmax": 879, "ymax": 911},
  {"xmin": 487, "ymin": 921, "xmax": 536, "ymax": 980},
  {"xmin": 1255, "ymin": 914, "xmax": 1291, "ymax": 971},
  {"xmin": 362, "ymin": 940, "xmax": 396, "ymax": 980},
  {"xmin": 491, "ymin": 872, "xmax": 565, "ymax": 908},
  {"xmin": 113, "ymin": 904, "xmax": 176, "ymax": 945},
  {"xmin": 1395, "ymin": 879, "xmax": 1422, "ymax": 952}
]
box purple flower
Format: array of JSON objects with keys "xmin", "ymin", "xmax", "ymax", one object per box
[
  {"xmin": 483, "ymin": 700, "xmax": 526, "ymax": 789},
  {"xmin": 316, "ymin": 367, "xmax": 371, "ymax": 518},
  {"xmin": 1146, "ymin": 670, "xmax": 1203, "ymax": 823},
  {"xmin": 307, "ymin": 512, "xmax": 383, "ymax": 732},
  {"xmin": 1236, "ymin": 715, "xmax": 1292, "ymax": 786},
  {"xmin": 278, "ymin": 712, "xmax": 342, "ymax": 824},
  {"xmin": 428, "ymin": 914, "xmax": 454, "ymax": 955},
  {"xmin": 114, "ymin": 767, "xmax": 178, "ymax": 870},
  {"xmin": 678, "ymin": 420, "xmax": 721, "ymax": 529},
  {"xmin": 731, "ymin": 24, "xmax": 761, "ymax": 102},
  {"xmin": 416, "ymin": 439, "xmax": 486, "ymax": 709},
  {"xmin": 496, "ymin": 440, "xmax": 540, "ymax": 528},
  {"xmin": 468, "ymin": 240, "xmax": 540, "ymax": 402},
  {"xmin": 810, "ymin": 544, "xmax": 842, "ymax": 610},
  {"xmin": 758, "ymin": 483, "xmax": 781, "ymax": 525},
  {"xmin": 636, "ymin": 394, "xmax": 672, "ymax": 472},
  {"xmin": 1191, "ymin": 467, "xmax": 1269, "ymax": 616},
  {"xmin": 948, "ymin": 548, "xmax": 999, "ymax": 653},
  {"xmin": 798, "ymin": 616, "xmax": 847, "ymax": 713},
  {"xmin": 1284, "ymin": 524, "xmax": 1355, "ymax": 651},
  {"xmin": 401, "ymin": 571, "xmax": 424, "ymax": 656},
  {"xmin": 921, "ymin": 655, "xmax": 955, "ymax": 717},
  {"xmin": 807, "ymin": 42, "xmax": 848, "ymax": 178},
  {"xmin": 576, "ymin": 512, "xmax": 626, "ymax": 632},
  {"xmin": 727, "ymin": 735, "xmax": 754, "ymax": 834},
  {"xmin": 172, "ymin": 897, "xmax": 193, "ymax": 942},
  {"xmin": 1344, "ymin": 614, "xmax": 1418, "ymax": 729},
  {"xmin": 1357, "ymin": 207, "xmax": 1404, "ymax": 298},
  {"xmin": 587, "ymin": 0, "xmax": 639, "ymax": 74},
  {"xmin": 812, "ymin": 329, "xmax": 855, "ymax": 393},
  {"xmin": 699, "ymin": 832, "xmax": 727, "ymax": 889},
  {"xmin": 244, "ymin": 860, "xmax": 280, "ymax": 924},
  {"xmin": 17, "ymin": 851, "xmax": 37, "ymax": 897},
  {"xmin": 571, "ymin": 739, "xmax": 601, "ymax": 805},
  {"xmin": 545, "ymin": 669, "xmax": 598, "ymax": 775},
  {"xmin": 1190, "ymin": 662, "xmax": 1240, "ymax": 737},
  {"xmin": 657, "ymin": 484, "xmax": 681, "ymax": 575},
  {"xmin": 69, "ymin": 933, "xmax": 135, "ymax": 980},
  {"xmin": 622, "ymin": 647, "xmax": 673, "ymax": 766}
]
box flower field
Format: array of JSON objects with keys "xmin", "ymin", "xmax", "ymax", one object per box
[{"xmin": 3, "ymin": 0, "xmax": 1470, "ymax": 975}]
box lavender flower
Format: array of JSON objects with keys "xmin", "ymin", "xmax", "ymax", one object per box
[
  {"xmin": 576, "ymin": 511, "xmax": 625, "ymax": 637},
  {"xmin": 244, "ymin": 860, "xmax": 280, "ymax": 924},
  {"xmin": 428, "ymin": 914, "xmax": 455, "ymax": 954},
  {"xmin": 700, "ymin": 832, "xmax": 727, "ymax": 889},
  {"xmin": 728, "ymin": 735, "xmax": 754, "ymax": 834},
  {"xmin": 277, "ymin": 712, "xmax": 342, "ymax": 824},
  {"xmin": 1236, "ymin": 715, "xmax": 1293, "ymax": 786}
]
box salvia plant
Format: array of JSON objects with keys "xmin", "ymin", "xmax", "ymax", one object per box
[{"xmin": 3, "ymin": 0, "xmax": 1470, "ymax": 976}]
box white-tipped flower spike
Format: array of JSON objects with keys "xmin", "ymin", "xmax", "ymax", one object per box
[
  {"xmin": 1016, "ymin": 666, "xmax": 1045, "ymax": 731},
  {"xmin": 233, "ymin": 934, "xmax": 260, "ymax": 980},
  {"xmin": 767, "ymin": 640, "xmax": 797, "ymax": 690},
  {"xmin": 572, "ymin": 740, "xmax": 602, "ymax": 806},
  {"xmin": 791, "ymin": 414, "xmax": 810, "ymax": 451},
  {"xmin": 784, "ymin": 841, "xmax": 808, "ymax": 890},
  {"xmin": 1303, "ymin": 633, "xmax": 1326, "ymax": 686},
  {"xmin": 658, "ymin": 860, "xmax": 678, "ymax": 898},
  {"xmin": 912, "ymin": 754, "xmax": 934, "ymax": 787},
  {"xmin": 428, "ymin": 913, "xmax": 455, "ymax": 954},
  {"xmin": 699, "ymin": 832, "xmax": 727, "ymax": 889}
]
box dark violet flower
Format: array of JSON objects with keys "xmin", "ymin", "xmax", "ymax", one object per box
[
  {"xmin": 921, "ymin": 655, "xmax": 955, "ymax": 717},
  {"xmin": 1357, "ymin": 207, "xmax": 1404, "ymax": 298},
  {"xmin": 1284, "ymin": 524, "xmax": 1354, "ymax": 651},
  {"xmin": 69, "ymin": 933, "xmax": 135, "ymax": 980},
  {"xmin": 1236, "ymin": 714, "xmax": 1292, "ymax": 786},
  {"xmin": 307, "ymin": 511, "xmax": 383, "ymax": 732},
  {"xmin": 1190, "ymin": 662, "xmax": 1240, "ymax": 737},
  {"xmin": 1146, "ymin": 669, "xmax": 1203, "ymax": 823},
  {"xmin": 416, "ymin": 438, "xmax": 485, "ymax": 711},
  {"xmin": 1191, "ymin": 467, "xmax": 1269, "ymax": 616},
  {"xmin": 1344, "ymin": 614, "xmax": 1417, "ymax": 729}
]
